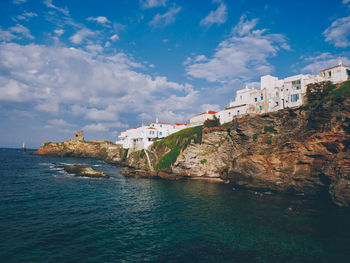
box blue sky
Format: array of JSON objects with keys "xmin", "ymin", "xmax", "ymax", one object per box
[{"xmin": 0, "ymin": 0, "xmax": 349, "ymax": 148}]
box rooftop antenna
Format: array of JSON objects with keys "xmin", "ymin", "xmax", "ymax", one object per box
[{"xmin": 156, "ymin": 116, "xmax": 159, "ymax": 123}]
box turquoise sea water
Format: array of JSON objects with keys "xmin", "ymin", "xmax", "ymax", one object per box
[{"xmin": 1, "ymin": 148, "xmax": 350, "ymax": 263}]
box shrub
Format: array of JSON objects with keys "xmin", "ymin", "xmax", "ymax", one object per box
[
  {"xmin": 200, "ymin": 159, "xmax": 207, "ymax": 164},
  {"xmin": 259, "ymin": 151, "xmax": 266, "ymax": 155},
  {"xmin": 253, "ymin": 132, "xmax": 262, "ymax": 141},
  {"xmin": 336, "ymin": 113, "xmax": 343, "ymax": 121},
  {"xmin": 204, "ymin": 115, "xmax": 220, "ymax": 128},
  {"xmin": 139, "ymin": 149, "xmax": 145, "ymax": 158},
  {"xmin": 264, "ymin": 125, "xmax": 277, "ymax": 134}
]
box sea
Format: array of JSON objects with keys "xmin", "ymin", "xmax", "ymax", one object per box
[{"xmin": 1, "ymin": 148, "xmax": 350, "ymax": 263}]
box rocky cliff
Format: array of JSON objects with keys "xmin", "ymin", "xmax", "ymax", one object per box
[
  {"xmin": 172, "ymin": 81, "xmax": 350, "ymax": 207},
  {"xmin": 36, "ymin": 134, "xmax": 128, "ymax": 164},
  {"xmin": 36, "ymin": 81, "xmax": 350, "ymax": 207}
]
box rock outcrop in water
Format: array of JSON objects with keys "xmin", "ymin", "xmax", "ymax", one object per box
[
  {"xmin": 54, "ymin": 164, "xmax": 109, "ymax": 179},
  {"xmin": 36, "ymin": 81, "xmax": 350, "ymax": 207},
  {"xmin": 36, "ymin": 132, "xmax": 127, "ymax": 164}
]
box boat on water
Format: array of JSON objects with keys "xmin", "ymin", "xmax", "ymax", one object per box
[{"xmin": 22, "ymin": 143, "xmax": 26, "ymax": 152}]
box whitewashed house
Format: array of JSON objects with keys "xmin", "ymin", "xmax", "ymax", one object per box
[
  {"xmin": 116, "ymin": 120, "xmax": 187, "ymax": 151},
  {"xmin": 320, "ymin": 61, "xmax": 350, "ymax": 83},
  {"xmin": 189, "ymin": 111, "xmax": 217, "ymax": 126}
]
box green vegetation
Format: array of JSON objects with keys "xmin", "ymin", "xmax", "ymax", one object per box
[
  {"xmin": 253, "ymin": 126, "xmax": 278, "ymax": 142},
  {"xmin": 139, "ymin": 149, "xmax": 145, "ymax": 158},
  {"xmin": 253, "ymin": 132, "xmax": 262, "ymax": 141},
  {"xmin": 122, "ymin": 149, "xmax": 128, "ymax": 161},
  {"xmin": 220, "ymin": 122, "xmax": 232, "ymax": 129},
  {"xmin": 259, "ymin": 151, "xmax": 266, "ymax": 155},
  {"xmin": 155, "ymin": 126, "xmax": 203, "ymax": 170},
  {"xmin": 336, "ymin": 113, "xmax": 343, "ymax": 121},
  {"xmin": 322, "ymin": 80, "xmax": 350, "ymax": 103},
  {"xmin": 203, "ymin": 116, "xmax": 220, "ymax": 128},
  {"xmin": 303, "ymin": 81, "xmax": 350, "ymax": 110},
  {"xmin": 264, "ymin": 125, "xmax": 278, "ymax": 134},
  {"xmin": 266, "ymin": 136, "xmax": 272, "ymax": 144},
  {"xmin": 200, "ymin": 159, "xmax": 207, "ymax": 164}
]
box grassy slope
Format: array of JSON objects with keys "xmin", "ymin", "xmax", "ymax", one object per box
[{"xmin": 154, "ymin": 126, "xmax": 203, "ymax": 170}]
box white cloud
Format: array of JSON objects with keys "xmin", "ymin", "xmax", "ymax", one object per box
[
  {"xmin": 86, "ymin": 107, "xmax": 118, "ymax": 121},
  {"xmin": 13, "ymin": 0, "xmax": 26, "ymax": 4},
  {"xmin": 301, "ymin": 53, "xmax": 350, "ymax": 73},
  {"xmin": 87, "ymin": 16, "xmax": 111, "ymax": 26},
  {"xmin": 343, "ymin": 0, "xmax": 350, "ymax": 5},
  {"xmin": 0, "ymin": 78, "xmax": 28, "ymax": 102},
  {"xmin": 44, "ymin": 119, "xmax": 76, "ymax": 129},
  {"xmin": 86, "ymin": 44, "xmax": 103, "ymax": 53},
  {"xmin": 149, "ymin": 5, "xmax": 181, "ymax": 28},
  {"xmin": 200, "ymin": 3, "xmax": 227, "ymax": 27},
  {"xmin": 140, "ymin": 0, "xmax": 167, "ymax": 9},
  {"xmin": 9, "ymin": 24, "xmax": 34, "ymax": 39},
  {"xmin": 110, "ymin": 34, "xmax": 119, "ymax": 41},
  {"xmin": 44, "ymin": 0, "xmax": 69, "ymax": 16},
  {"xmin": 82, "ymin": 123, "xmax": 108, "ymax": 132},
  {"xmin": 323, "ymin": 16, "xmax": 350, "ymax": 47},
  {"xmin": 54, "ymin": 29, "xmax": 64, "ymax": 36},
  {"xmin": 199, "ymin": 103, "xmax": 221, "ymax": 112},
  {"xmin": 17, "ymin": 12, "xmax": 38, "ymax": 21},
  {"xmin": 69, "ymin": 28, "xmax": 95, "ymax": 44},
  {"xmin": 0, "ymin": 42, "xmax": 199, "ymax": 131},
  {"xmin": 0, "ymin": 28, "xmax": 16, "ymax": 41},
  {"xmin": 185, "ymin": 15, "xmax": 289, "ymax": 83}
]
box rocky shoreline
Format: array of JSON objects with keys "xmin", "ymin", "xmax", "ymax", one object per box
[{"xmin": 35, "ymin": 81, "xmax": 350, "ymax": 207}]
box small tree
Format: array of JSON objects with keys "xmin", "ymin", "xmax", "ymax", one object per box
[{"xmin": 204, "ymin": 115, "xmax": 220, "ymax": 127}]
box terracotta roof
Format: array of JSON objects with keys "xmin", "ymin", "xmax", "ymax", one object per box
[
  {"xmin": 148, "ymin": 122, "xmax": 186, "ymax": 126},
  {"xmin": 147, "ymin": 127, "xmax": 156, "ymax": 130},
  {"xmin": 193, "ymin": 111, "xmax": 217, "ymax": 117},
  {"xmin": 320, "ymin": 64, "xmax": 350, "ymax": 72}
]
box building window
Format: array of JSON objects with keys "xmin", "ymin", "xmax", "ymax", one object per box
[
  {"xmin": 290, "ymin": 94, "xmax": 300, "ymax": 102},
  {"xmin": 152, "ymin": 124, "xmax": 154, "ymax": 127},
  {"xmin": 160, "ymin": 132, "xmax": 162, "ymax": 136},
  {"xmin": 259, "ymin": 106, "xmax": 262, "ymax": 111},
  {"xmin": 237, "ymin": 110, "xmax": 240, "ymax": 115},
  {"xmin": 261, "ymin": 95, "xmax": 263, "ymax": 100},
  {"xmin": 329, "ymin": 71, "xmax": 332, "ymax": 77},
  {"xmin": 160, "ymin": 124, "xmax": 162, "ymax": 127},
  {"xmin": 254, "ymin": 98, "xmax": 257, "ymax": 102}
]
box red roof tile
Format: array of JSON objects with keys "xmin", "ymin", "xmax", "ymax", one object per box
[
  {"xmin": 320, "ymin": 64, "xmax": 350, "ymax": 72},
  {"xmin": 193, "ymin": 111, "xmax": 217, "ymax": 117}
]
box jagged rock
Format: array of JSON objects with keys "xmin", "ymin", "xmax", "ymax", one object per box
[{"xmin": 56, "ymin": 164, "xmax": 108, "ymax": 179}]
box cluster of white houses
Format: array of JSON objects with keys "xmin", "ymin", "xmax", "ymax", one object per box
[{"xmin": 116, "ymin": 62, "xmax": 350, "ymax": 151}]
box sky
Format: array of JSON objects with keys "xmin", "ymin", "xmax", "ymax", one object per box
[{"xmin": 0, "ymin": 0, "xmax": 350, "ymax": 148}]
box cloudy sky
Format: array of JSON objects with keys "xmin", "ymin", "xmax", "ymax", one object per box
[{"xmin": 0, "ymin": 0, "xmax": 349, "ymax": 148}]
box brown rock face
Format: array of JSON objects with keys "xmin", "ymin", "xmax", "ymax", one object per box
[
  {"xmin": 36, "ymin": 138, "xmax": 127, "ymax": 164},
  {"xmin": 171, "ymin": 81, "xmax": 350, "ymax": 206},
  {"xmin": 60, "ymin": 164, "xmax": 108, "ymax": 179},
  {"xmin": 172, "ymin": 127, "xmax": 233, "ymax": 179}
]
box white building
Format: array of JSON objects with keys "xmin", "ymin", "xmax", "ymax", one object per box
[
  {"xmin": 189, "ymin": 111, "xmax": 217, "ymax": 126},
  {"xmin": 320, "ymin": 61, "xmax": 350, "ymax": 83},
  {"xmin": 116, "ymin": 120, "xmax": 187, "ymax": 151}
]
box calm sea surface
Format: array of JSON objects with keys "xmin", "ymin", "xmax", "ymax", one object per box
[{"xmin": 1, "ymin": 148, "xmax": 350, "ymax": 263}]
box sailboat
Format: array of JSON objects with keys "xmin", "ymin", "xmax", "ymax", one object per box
[{"xmin": 22, "ymin": 142, "xmax": 26, "ymax": 152}]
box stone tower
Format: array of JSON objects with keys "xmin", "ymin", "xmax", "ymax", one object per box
[{"xmin": 73, "ymin": 131, "xmax": 84, "ymax": 142}]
